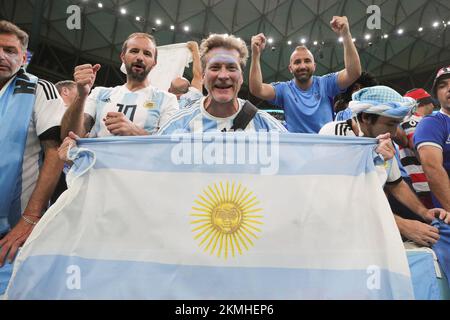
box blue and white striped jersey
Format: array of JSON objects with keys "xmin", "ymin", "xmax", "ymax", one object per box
[
  {"xmin": 158, "ymin": 97, "xmax": 287, "ymax": 134},
  {"xmin": 0, "ymin": 76, "xmax": 65, "ymax": 231},
  {"xmin": 85, "ymin": 85, "xmax": 179, "ymax": 137},
  {"xmin": 178, "ymin": 87, "xmax": 203, "ymax": 109}
]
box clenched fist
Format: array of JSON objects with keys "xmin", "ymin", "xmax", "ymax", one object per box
[
  {"xmin": 73, "ymin": 64, "xmax": 101, "ymax": 98},
  {"xmin": 187, "ymin": 41, "xmax": 199, "ymax": 53},
  {"xmin": 251, "ymin": 33, "xmax": 267, "ymax": 56},
  {"xmin": 375, "ymin": 133, "xmax": 395, "ymax": 161},
  {"xmin": 330, "ymin": 16, "xmax": 350, "ymax": 36}
]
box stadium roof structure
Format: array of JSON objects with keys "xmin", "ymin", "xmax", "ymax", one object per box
[{"xmin": 1, "ymin": 0, "xmax": 450, "ymax": 105}]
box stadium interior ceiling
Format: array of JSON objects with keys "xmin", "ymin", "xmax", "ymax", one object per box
[{"xmin": 2, "ymin": 0, "xmax": 450, "ymax": 108}]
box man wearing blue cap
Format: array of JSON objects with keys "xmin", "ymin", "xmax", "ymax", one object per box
[{"xmin": 319, "ymin": 85, "xmax": 449, "ymax": 247}]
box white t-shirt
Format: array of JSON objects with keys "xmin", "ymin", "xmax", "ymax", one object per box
[
  {"xmin": 0, "ymin": 77, "xmax": 66, "ymax": 216},
  {"xmin": 319, "ymin": 120, "xmax": 402, "ymax": 185},
  {"xmin": 85, "ymin": 84, "xmax": 179, "ymax": 137}
]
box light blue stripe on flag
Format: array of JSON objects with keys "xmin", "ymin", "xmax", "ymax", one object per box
[
  {"xmin": 7, "ymin": 255, "xmax": 413, "ymax": 300},
  {"xmin": 71, "ymin": 133, "xmax": 378, "ymax": 176},
  {"xmin": 6, "ymin": 133, "xmax": 413, "ymax": 300}
]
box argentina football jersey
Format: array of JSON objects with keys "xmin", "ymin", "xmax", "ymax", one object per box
[
  {"xmin": 178, "ymin": 87, "xmax": 203, "ymax": 109},
  {"xmin": 85, "ymin": 85, "xmax": 178, "ymax": 137},
  {"xmin": 158, "ymin": 97, "xmax": 287, "ymax": 134},
  {"xmin": 0, "ymin": 74, "xmax": 65, "ymax": 234}
]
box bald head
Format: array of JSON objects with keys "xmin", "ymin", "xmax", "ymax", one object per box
[
  {"xmin": 169, "ymin": 77, "xmax": 191, "ymax": 100},
  {"xmin": 290, "ymin": 46, "xmax": 314, "ymax": 64}
]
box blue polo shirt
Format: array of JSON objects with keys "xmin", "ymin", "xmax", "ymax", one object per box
[
  {"xmin": 269, "ymin": 73, "xmax": 343, "ymax": 133},
  {"xmin": 414, "ymin": 111, "xmax": 450, "ymax": 208}
]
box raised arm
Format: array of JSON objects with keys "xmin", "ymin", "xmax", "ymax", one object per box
[
  {"xmin": 187, "ymin": 41, "xmax": 202, "ymax": 92},
  {"xmin": 60, "ymin": 64, "xmax": 100, "ymax": 139},
  {"xmin": 249, "ymin": 33, "xmax": 276, "ymax": 101},
  {"xmin": 330, "ymin": 16, "xmax": 362, "ymax": 90}
]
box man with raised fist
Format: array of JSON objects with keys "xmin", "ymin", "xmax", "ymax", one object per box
[
  {"xmin": 60, "ymin": 32, "xmax": 178, "ymax": 140},
  {"xmin": 249, "ymin": 16, "xmax": 361, "ymax": 133}
]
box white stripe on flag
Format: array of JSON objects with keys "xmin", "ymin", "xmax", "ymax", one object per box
[{"xmin": 6, "ymin": 134, "xmax": 414, "ymax": 299}]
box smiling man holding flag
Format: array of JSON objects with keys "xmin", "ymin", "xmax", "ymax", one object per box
[
  {"xmin": 4, "ymin": 34, "xmax": 417, "ymax": 300},
  {"xmin": 159, "ymin": 34, "xmax": 286, "ymax": 134}
]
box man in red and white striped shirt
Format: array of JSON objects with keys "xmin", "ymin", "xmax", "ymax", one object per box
[{"xmin": 398, "ymin": 88, "xmax": 436, "ymax": 208}]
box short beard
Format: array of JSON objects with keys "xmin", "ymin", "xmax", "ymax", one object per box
[
  {"xmin": 294, "ymin": 71, "xmax": 312, "ymax": 84},
  {"xmin": 125, "ymin": 64, "xmax": 150, "ymax": 82}
]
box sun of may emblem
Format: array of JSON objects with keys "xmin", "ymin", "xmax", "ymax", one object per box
[{"xmin": 190, "ymin": 182, "xmax": 263, "ymax": 259}]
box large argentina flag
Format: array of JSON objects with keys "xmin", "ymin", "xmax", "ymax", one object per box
[{"xmin": 6, "ymin": 133, "xmax": 413, "ymax": 299}]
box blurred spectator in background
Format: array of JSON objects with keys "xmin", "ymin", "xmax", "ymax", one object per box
[
  {"xmin": 55, "ymin": 80, "xmax": 77, "ymax": 107},
  {"xmin": 168, "ymin": 41, "xmax": 203, "ymax": 108},
  {"xmin": 397, "ymin": 88, "xmax": 436, "ymax": 208}
]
